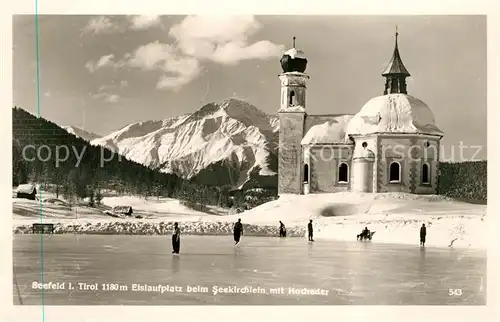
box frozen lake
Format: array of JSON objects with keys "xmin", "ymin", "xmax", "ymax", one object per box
[{"xmin": 13, "ymin": 234, "xmax": 486, "ymax": 305}]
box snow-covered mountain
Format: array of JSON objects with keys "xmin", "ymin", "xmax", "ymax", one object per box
[
  {"xmin": 62, "ymin": 125, "xmax": 101, "ymax": 142},
  {"xmin": 91, "ymin": 99, "xmax": 279, "ymax": 189}
]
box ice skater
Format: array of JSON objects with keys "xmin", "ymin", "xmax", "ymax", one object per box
[
  {"xmin": 279, "ymin": 221, "xmax": 287, "ymax": 238},
  {"xmin": 233, "ymin": 218, "xmax": 243, "ymax": 245},
  {"xmin": 172, "ymin": 222, "xmax": 181, "ymax": 254},
  {"xmin": 308, "ymin": 220, "xmax": 314, "ymax": 242},
  {"xmin": 420, "ymin": 223, "xmax": 427, "ymax": 247}
]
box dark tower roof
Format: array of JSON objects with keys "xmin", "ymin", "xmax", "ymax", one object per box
[
  {"xmin": 381, "ymin": 29, "xmax": 411, "ymax": 77},
  {"xmin": 280, "ymin": 37, "xmax": 308, "ymax": 73},
  {"xmin": 382, "ymin": 28, "xmax": 411, "ymax": 95}
]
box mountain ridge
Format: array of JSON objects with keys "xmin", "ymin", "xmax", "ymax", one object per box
[
  {"xmin": 62, "ymin": 125, "xmax": 102, "ymax": 142},
  {"xmin": 90, "ymin": 98, "xmax": 279, "ymax": 189}
]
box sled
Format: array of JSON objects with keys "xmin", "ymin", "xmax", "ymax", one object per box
[{"xmin": 357, "ymin": 231, "xmax": 376, "ymax": 241}]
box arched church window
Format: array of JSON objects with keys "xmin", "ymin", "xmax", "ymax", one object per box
[
  {"xmin": 389, "ymin": 162, "xmax": 401, "ymax": 183},
  {"xmin": 289, "ymin": 90, "xmax": 295, "ymax": 106},
  {"xmin": 303, "ymin": 164, "xmax": 309, "ymax": 183},
  {"xmin": 338, "ymin": 163, "xmax": 349, "ymax": 183},
  {"xmin": 422, "ymin": 163, "xmax": 430, "ymax": 184}
]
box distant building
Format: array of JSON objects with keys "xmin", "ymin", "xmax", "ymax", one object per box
[
  {"xmin": 16, "ymin": 184, "xmax": 37, "ymax": 200},
  {"xmin": 112, "ymin": 206, "xmax": 133, "ymax": 216},
  {"xmin": 278, "ymin": 33, "xmax": 443, "ymax": 195}
]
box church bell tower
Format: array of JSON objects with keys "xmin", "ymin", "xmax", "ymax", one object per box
[
  {"xmin": 277, "ymin": 37, "xmax": 309, "ymax": 195},
  {"xmin": 381, "ymin": 28, "xmax": 411, "ymax": 95}
]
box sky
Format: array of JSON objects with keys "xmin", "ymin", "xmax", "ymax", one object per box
[{"xmin": 13, "ymin": 15, "xmax": 487, "ymax": 160}]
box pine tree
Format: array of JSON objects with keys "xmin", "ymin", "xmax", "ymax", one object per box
[
  {"xmin": 95, "ymin": 189, "xmax": 103, "ymax": 206},
  {"xmin": 27, "ymin": 168, "xmax": 37, "ymax": 185},
  {"xmin": 88, "ymin": 189, "xmax": 95, "ymax": 207},
  {"xmin": 52, "ymin": 167, "xmax": 64, "ymax": 199},
  {"xmin": 63, "ymin": 170, "xmax": 78, "ymax": 209},
  {"xmin": 153, "ymin": 182, "xmax": 162, "ymax": 200},
  {"xmin": 40, "ymin": 164, "xmax": 50, "ymax": 189}
]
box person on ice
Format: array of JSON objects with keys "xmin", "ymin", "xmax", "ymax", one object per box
[
  {"xmin": 357, "ymin": 227, "xmax": 371, "ymax": 240},
  {"xmin": 279, "ymin": 221, "xmax": 287, "ymax": 238},
  {"xmin": 172, "ymin": 222, "xmax": 181, "ymax": 254},
  {"xmin": 308, "ymin": 220, "xmax": 314, "ymax": 242},
  {"xmin": 233, "ymin": 218, "xmax": 243, "ymax": 245},
  {"xmin": 420, "ymin": 224, "xmax": 427, "ymax": 247}
]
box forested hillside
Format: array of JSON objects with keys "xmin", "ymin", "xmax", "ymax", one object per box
[
  {"xmin": 438, "ymin": 161, "xmax": 487, "ymax": 202},
  {"xmin": 12, "ymin": 107, "xmax": 274, "ymax": 210}
]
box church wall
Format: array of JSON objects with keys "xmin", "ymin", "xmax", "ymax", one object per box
[
  {"xmin": 376, "ymin": 135, "xmax": 441, "ymax": 194},
  {"xmin": 278, "ymin": 113, "xmax": 305, "ymax": 194},
  {"xmin": 413, "ymin": 137, "xmax": 440, "ymax": 194},
  {"xmin": 377, "ymin": 136, "xmax": 412, "ymax": 193},
  {"xmin": 309, "ymin": 145, "xmax": 352, "ymax": 193}
]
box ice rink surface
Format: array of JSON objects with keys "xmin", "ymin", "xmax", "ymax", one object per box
[{"xmin": 13, "ymin": 234, "xmax": 486, "ymax": 305}]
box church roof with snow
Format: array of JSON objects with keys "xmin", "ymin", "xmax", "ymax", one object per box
[
  {"xmin": 301, "ymin": 115, "xmax": 354, "ymax": 145},
  {"xmin": 345, "ymin": 94, "xmax": 443, "ymax": 136}
]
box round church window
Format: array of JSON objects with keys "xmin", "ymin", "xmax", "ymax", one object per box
[
  {"xmin": 362, "ymin": 142, "xmax": 368, "ymax": 148},
  {"xmin": 424, "ymin": 141, "xmax": 430, "ymax": 148}
]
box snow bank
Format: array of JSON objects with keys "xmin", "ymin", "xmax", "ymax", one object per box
[
  {"xmin": 13, "ymin": 221, "xmax": 306, "ymax": 237},
  {"xmin": 313, "ymin": 214, "xmax": 486, "ymax": 249},
  {"xmin": 101, "ymin": 196, "xmax": 208, "ymax": 216},
  {"xmin": 12, "ymin": 192, "xmax": 487, "ymax": 249}
]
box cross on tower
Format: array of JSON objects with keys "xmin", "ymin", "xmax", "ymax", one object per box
[{"xmin": 293, "ymin": 36, "xmax": 296, "ymax": 48}]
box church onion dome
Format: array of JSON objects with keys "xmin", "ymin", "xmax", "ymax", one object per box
[
  {"xmin": 301, "ymin": 115, "xmax": 353, "ymax": 145},
  {"xmin": 353, "ymin": 148, "xmax": 375, "ymax": 160},
  {"xmin": 280, "ymin": 37, "xmax": 308, "ymax": 73},
  {"xmin": 345, "ymin": 94, "xmax": 443, "ymax": 137}
]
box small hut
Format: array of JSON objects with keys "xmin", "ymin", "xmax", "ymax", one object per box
[
  {"xmin": 112, "ymin": 206, "xmax": 133, "ymax": 216},
  {"xmin": 16, "ymin": 184, "xmax": 37, "ymax": 200}
]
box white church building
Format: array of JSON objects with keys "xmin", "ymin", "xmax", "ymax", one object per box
[{"xmin": 277, "ymin": 32, "xmax": 444, "ymax": 195}]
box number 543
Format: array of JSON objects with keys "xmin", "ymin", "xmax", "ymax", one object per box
[{"xmin": 449, "ymin": 289, "xmax": 463, "ymax": 296}]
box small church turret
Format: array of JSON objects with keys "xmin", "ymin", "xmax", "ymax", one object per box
[
  {"xmin": 382, "ymin": 28, "xmax": 411, "ymax": 95},
  {"xmin": 278, "ymin": 37, "xmax": 309, "ymax": 195}
]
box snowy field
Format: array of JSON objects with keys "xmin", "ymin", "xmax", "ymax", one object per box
[
  {"xmin": 13, "ymin": 234, "xmax": 486, "ymax": 305},
  {"xmin": 12, "ymin": 189, "xmax": 487, "ymax": 249}
]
